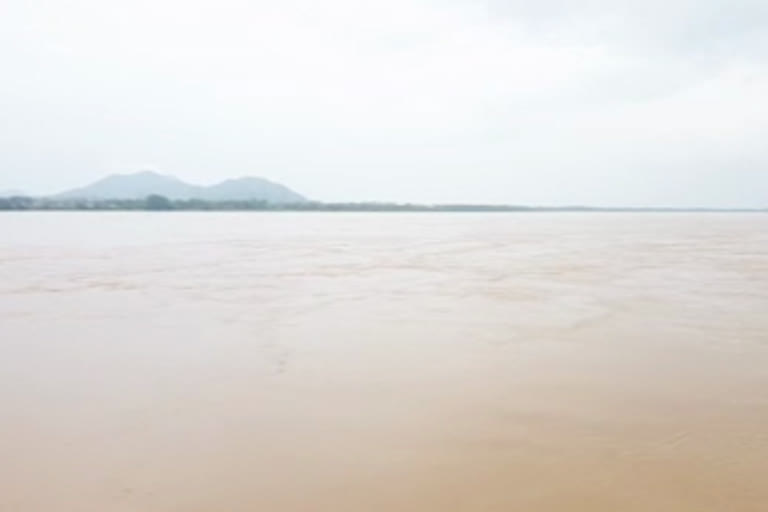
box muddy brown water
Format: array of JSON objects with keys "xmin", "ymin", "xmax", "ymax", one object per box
[{"xmin": 2, "ymin": 212, "xmax": 767, "ymax": 511}]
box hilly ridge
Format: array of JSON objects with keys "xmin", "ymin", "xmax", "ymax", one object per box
[{"xmin": 55, "ymin": 171, "xmax": 307, "ymax": 203}]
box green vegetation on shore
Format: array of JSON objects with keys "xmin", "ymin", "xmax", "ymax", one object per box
[{"xmin": 0, "ymin": 195, "xmax": 762, "ymax": 212}]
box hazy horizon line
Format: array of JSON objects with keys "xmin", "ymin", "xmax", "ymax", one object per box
[{"xmin": 2, "ymin": 170, "xmax": 765, "ymax": 211}]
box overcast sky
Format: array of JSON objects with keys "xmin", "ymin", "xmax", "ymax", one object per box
[{"xmin": 2, "ymin": 0, "xmax": 767, "ymax": 206}]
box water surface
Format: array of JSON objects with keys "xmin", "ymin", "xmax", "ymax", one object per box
[{"xmin": 2, "ymin": 212, "xmax": 768, "ymax": 511}]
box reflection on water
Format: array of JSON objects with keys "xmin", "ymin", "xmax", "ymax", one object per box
[{"xmin": 1, "ymin": 212, "xmax": 768, "ymax": 511}]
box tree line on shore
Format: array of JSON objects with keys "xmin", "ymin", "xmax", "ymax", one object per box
[
  {"xmin": 0, "ymin": 194, "xmax": 761, "ymax": 213},
  {"xmin": 0, "ymin": 194, "xmax": 539, "ymax": 211}
]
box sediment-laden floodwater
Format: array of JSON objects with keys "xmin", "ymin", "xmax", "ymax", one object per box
[{"xmin": 2, "ymin": 212, "xmax": 767, "ymax": 511}]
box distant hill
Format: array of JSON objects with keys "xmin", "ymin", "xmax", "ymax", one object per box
[
  {"xmin": 202, "ymin": 177, "xmax": 309, "ymax": 203},
  {"xmin": 54, "ymin": 171, "xmax": 307, "ymax": 203}
]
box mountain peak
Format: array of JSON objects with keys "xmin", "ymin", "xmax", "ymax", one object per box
[
  {"xmin": 108, "ymin": 170, "xmax": 181, "ymax": 181},
  {"xmin": 203, "ymin": 175, "xmax": 306, "ymax": 202},
  {"xmin": 54, "ymin": 172, "xmax": 307, "ymax": 203}
]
